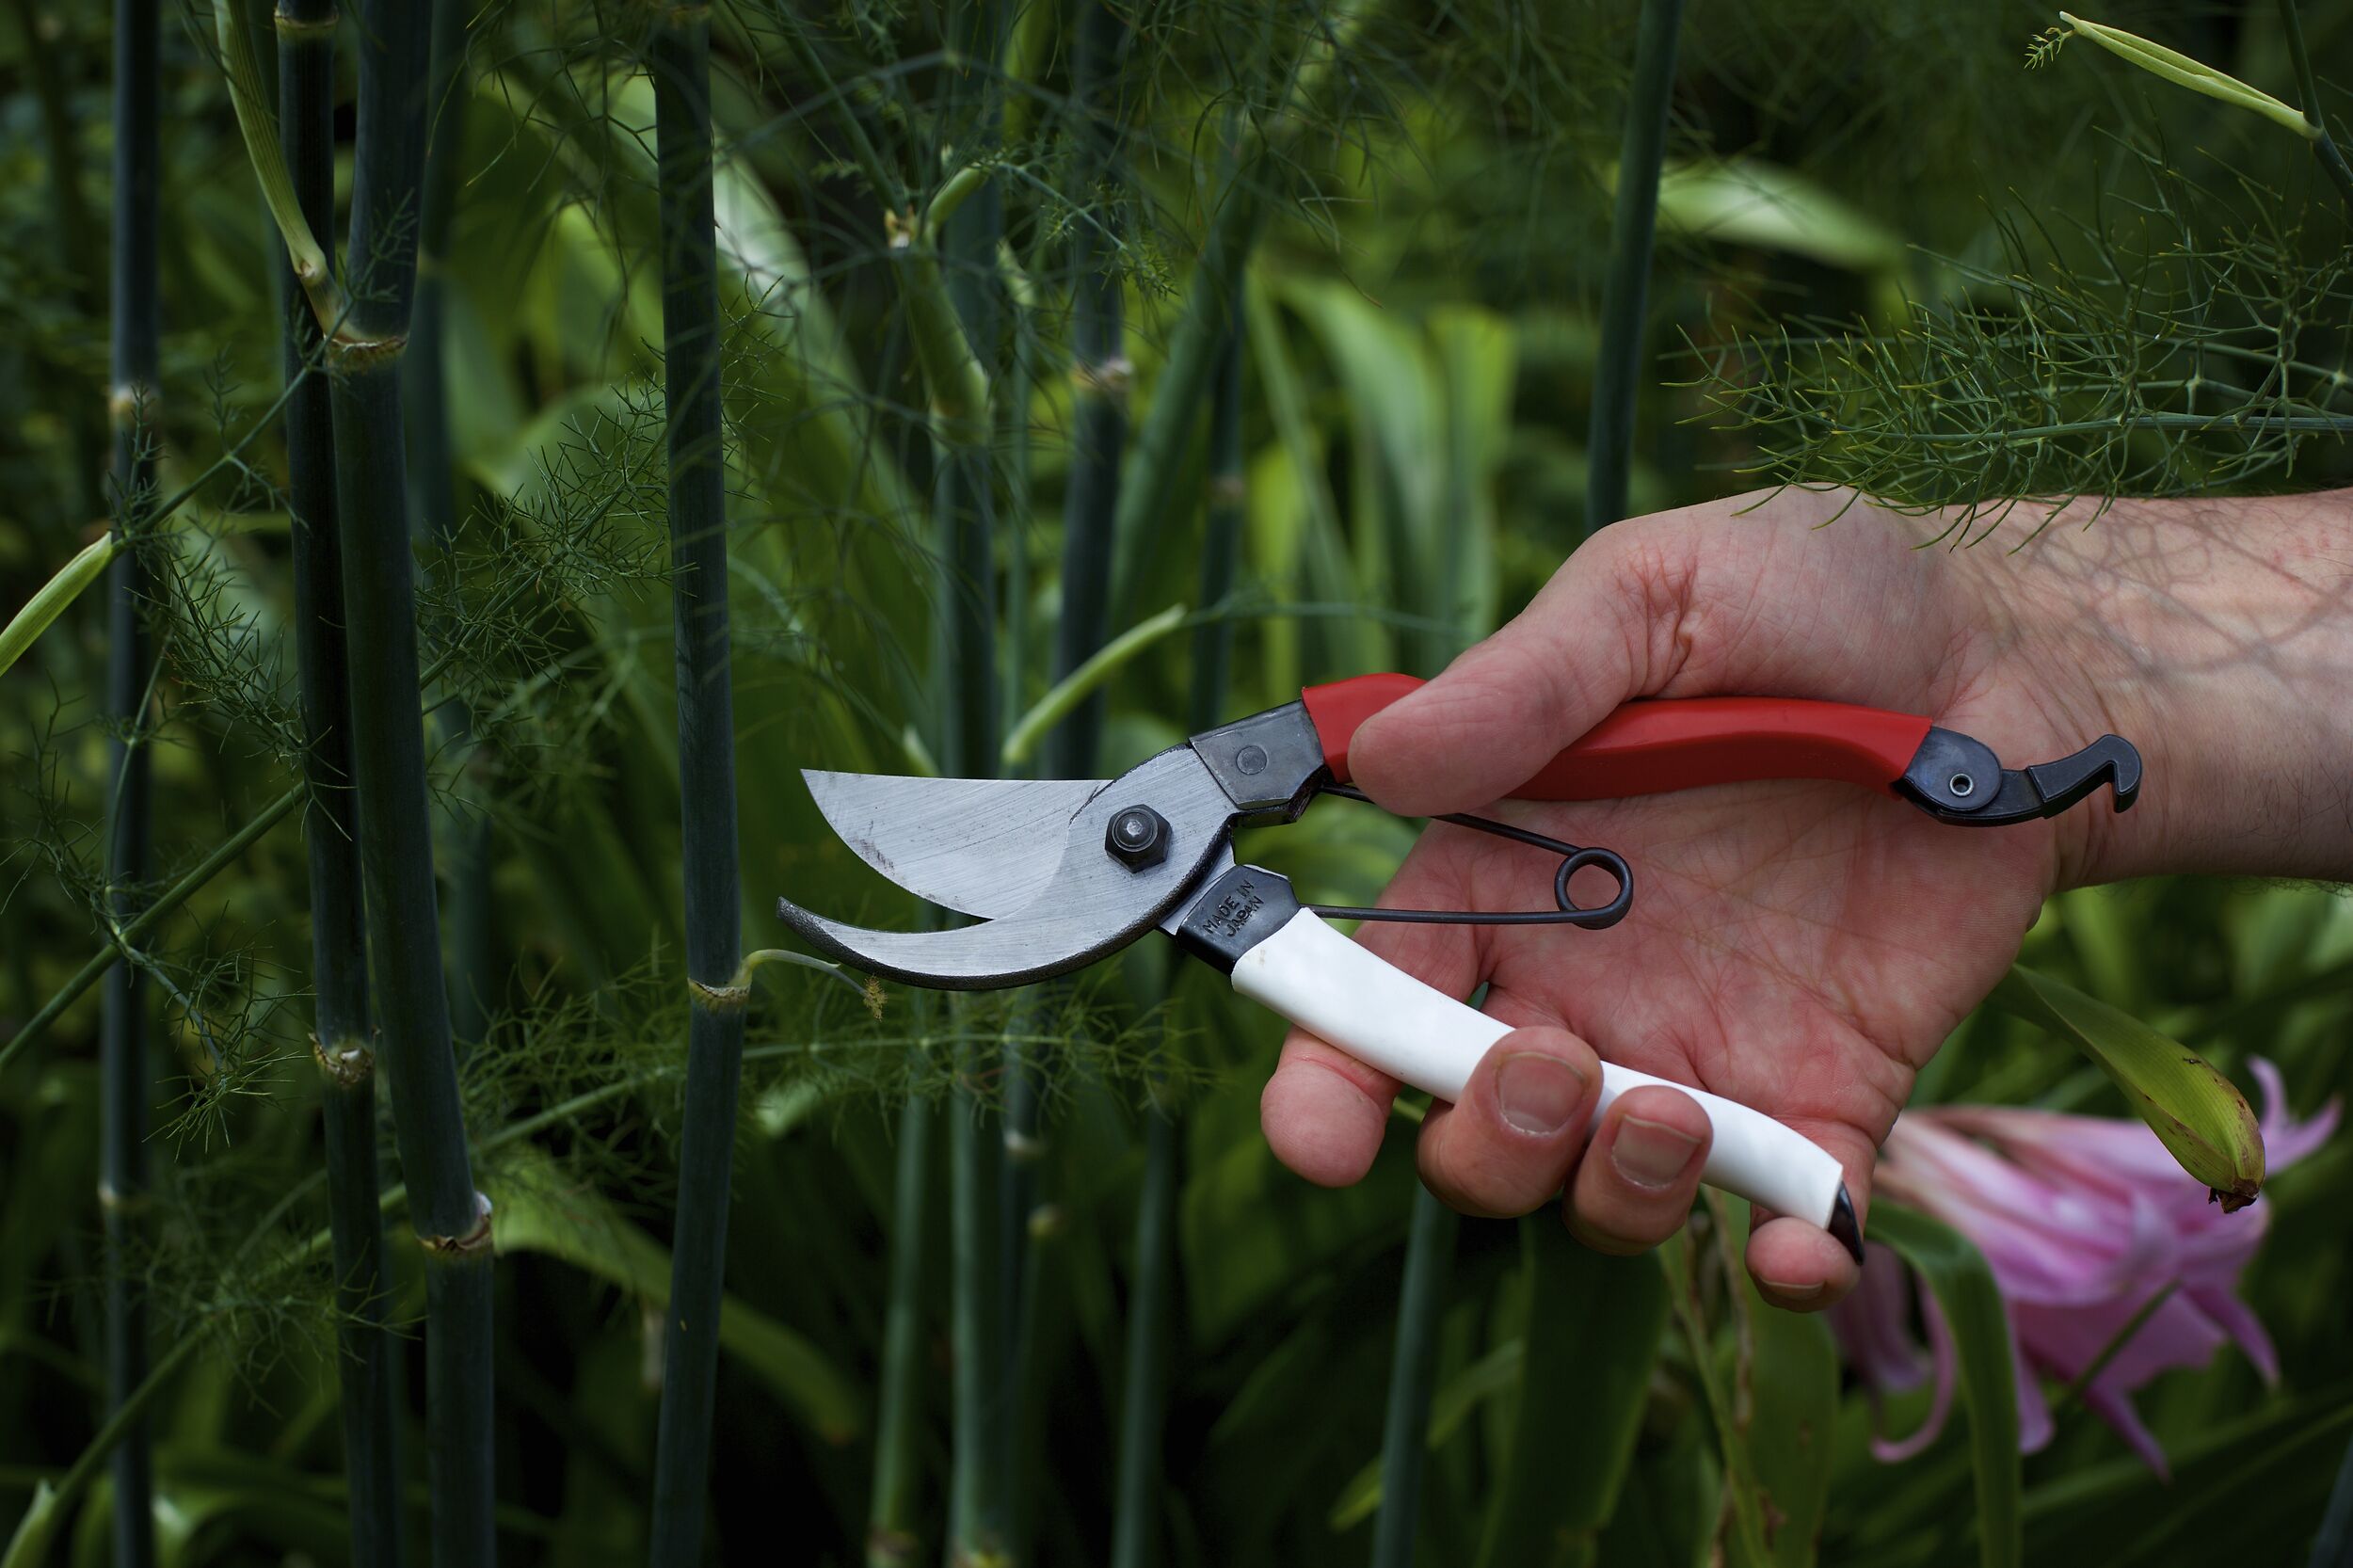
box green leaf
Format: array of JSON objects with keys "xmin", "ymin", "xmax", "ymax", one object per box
[
  {"xmin": 2055, "ymin": 13, "xmax": 2317, "ymax": 139},
  {"xmin": 209, "ymin": 0, "xmax": 343, "ymax": 325},
  {"xmin": 1328, "ymin": 1339, "xmax": 1527, "ymax": 1530},
  {"xmin": 1474, "ymin": 1224, "xmax": 1669, "ymax": 1568},
  {"xmin": 1653, "ymin": 158, "xmax": 1907, "ymax": 275},
  {"xmin": 0, "ymin": 535, "xmax": 113, "ymax": 680},
  {"xmin": 1000, "ymin": 602, "xmax": 1189, "ymax": 767},
  {"xmin": 1871, "ymin": 1203, "xmax": 2022, "ymax": 1568},
  {"xmin": 1243, "ymin": 272, "xmax": 1383, "ymax": 677},
  {"xmin": 1, "ymin": 1480, "xmax": 62, "ymax": 1568},
  {"xmin": 1739, "ymin": 1276, "xmax": 1838, "ymax": 1567},
  {"xmin": 491, "ymin": 1166, "xmax": 865, "ymax": 1445},
  {"xmin": 1992, "ymin": 964, "xmax": 2265, "ymax": 1207}
]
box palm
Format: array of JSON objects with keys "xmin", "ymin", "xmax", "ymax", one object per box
[{"xmin": 1421, "ymin": 769, "xmax": 2062, "ymax": 1184}]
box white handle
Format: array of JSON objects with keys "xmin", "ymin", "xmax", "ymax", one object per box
[{"xmin": 1233, "ymin": 908, "xmax": 1847, "ymax": 1230}]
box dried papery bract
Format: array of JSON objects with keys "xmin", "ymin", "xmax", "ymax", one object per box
[
  {"xmin": 276, "ymin": 1, "xmax": 404, "ymax": 1559},
  {"xmin": 326, "ymin": 0, "xmax": 497, "ymax": 1559},
  {"xmin": 644, "ymin": 8, "xmax": 756, "ymax": 1565},
  {"xmin": 104, "ymin": 2, "xmax": 161, "ymax": 1560}
]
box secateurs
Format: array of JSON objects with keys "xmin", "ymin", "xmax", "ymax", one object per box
[{"xmin": 777, "ymin": 675, "xmax": 2142, "ymax": 1263}]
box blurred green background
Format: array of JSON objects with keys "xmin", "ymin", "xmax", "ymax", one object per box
[{"xmin": 2, "ymin": 1, "xmax": 2351, "ymax": 1564}]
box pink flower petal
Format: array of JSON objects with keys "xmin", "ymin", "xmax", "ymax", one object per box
[
  {"xmin": 2185, "ymin": 1286, "xmax": 2280, "ymax": 1385},
  {"xmin": 2252, "ymin": 1057, "xmax": 2342, "ymax": 1169},
  {"xmin": 2083, "ymin": 1383, "xmax": 2171, "ymax": 1480},
  {"xmin": 1872, "ymin": 1287, "xmax": 1957, "ymax": 1464},
  {"xmin": 1850, "ymin": 1077, "xmax": 2337, "ymax": 1476},
  {"xmin": 1830, "ymin": 1243, "xmax": 1929, "ymax": 1395}
]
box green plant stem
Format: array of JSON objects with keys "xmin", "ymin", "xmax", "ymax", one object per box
[
  {"xmin": 1106, "ymin": 1104, "xmax": 1177, "ymax": 1568},
  {"xmin": 104, "ymin": 1, "xmax": 161, "ymax": 1561},
  {"xmin": 329, "ymin": 2, "xmax": 495, "ymax": 1560},
  {"xmin": 1048, "ymin": 0, "xmax": 1131, "ymax": 784},
  {"xmin": 406, "ymin": 0, "xmax": 491, "ymax": 1051},
  {"xmin": 949, "ymin": 1086, "xmax": 1007, "ymax": 1564},
  {"xmin": 1584, "ymin": 0, "xmax": 1685, "ymax": 534},
  {"xmin": 646, "ymin": 10, "xmax": 752, "ymax": 1565},
  {"xmin": 1189, "ymin": 329, "xmax": 1246, "ymax": 738},
  {"xmin": 1369, "ymin": 1187, "xmax": 1459, "ymax": 1568},
  {"xmin": 1109, "ymin": 324, "xmax": 1241, "ymax": 1568},
  {"xmin": 934, "ymin": 2, "xmax": 1012, "ymax": 1558},
  {"xmin": 867, "ymin": 1096, "xmax": 933, "ymax": 1567},
  {"xmin": 2276, "ymin": 0, "xmax": 2353, "ymax": 218},
  {"xmin": 277, "ymin": 2, "xmax": 402, "ymax": 1560}
]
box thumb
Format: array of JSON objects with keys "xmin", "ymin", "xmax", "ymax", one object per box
[{"xmin": 1352, "ymin": 532, "xmax": 1689, "ymax": 815}]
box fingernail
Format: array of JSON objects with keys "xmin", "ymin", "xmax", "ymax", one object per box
[
  {"xmin": 1495, "ymin": 1051, "xmax": 1591, "ymax": 1137},
  {"xmin": 1613, "ymin": 1115, "xmax": 1701, "ymax": 1188},
  {"xmin": 1759, "ymin": 1278, "xmax": 1825, "ymax": 1303}
]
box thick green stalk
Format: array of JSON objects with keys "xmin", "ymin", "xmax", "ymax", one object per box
[
  {"xmin": 278, "ymin": 4, "xmax": 403, "ymax": 1561},
  {"xmin": 104, "ymin": 3, "xmax": 160, "ymax": 1561},
  {"xmin": 329, "ymin": 2, "xmax": 495, "ymax": 1561},
  {"xmin": 405, "ymin": 0, "xmax": 491, "ymax": 1050},
  {"xmin": 867, "ymin": 1097, "xmax": 933, "ymax": 1567},
  {"xmin": 1109, "ymin": 324, "xmax": 1241, "ymax": 1568},
  {"xmin": 949, "ymin": 1096, "xmax": 1004, "ymax": 1566},
  {"xmin": 1583, "ymin": 0, "xmax": 1685, "ymax": 535},
  {"xmin": 1046, "ymin": 0, "xmax": 1131, "ymax": 781},
  {"xmin": 1189, "ymin": 331, "xmax": 1246, "ymax": 738},
  {"xmin": 1107, "ymin": 1106, "xmax": 1177, "ymax": 1568},
  {"xmin": 2277, "ymin": 0, "xmax": 2353, "ymax": 217},
  {"xmin": 1369, "ymin": 1188, "xmax": 1459, "ymax": 1568},
  {"xmin": 936, "ymin": 4, "xmax": 1012, "ymax": 1560},
  {"xmin": 646, "ymin": 11, "xmax": 751, "ymax": 1566}
]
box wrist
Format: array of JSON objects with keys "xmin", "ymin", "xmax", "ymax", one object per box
[{"xmin": 1976, "ymin": 492, "xmax": 2353, "ymax": 888}]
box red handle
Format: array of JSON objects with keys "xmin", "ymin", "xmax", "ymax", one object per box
[{"xmin": 1301, "ymin": 674, "xmax": 1933, "ymax": 801}]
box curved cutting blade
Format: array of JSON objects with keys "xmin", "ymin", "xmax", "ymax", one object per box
[
  {"xmin": 805, "ymin": 771, "xmax": 1108, "ymax": 920},
  {"xmin": 781, "ymin": 746, "xmax": 1236, "ymax": 987}
]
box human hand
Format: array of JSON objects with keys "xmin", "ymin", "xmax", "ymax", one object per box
[{"xmin": 1259, "ymin": 487, "xmax": 2353, "ymax": 1309}]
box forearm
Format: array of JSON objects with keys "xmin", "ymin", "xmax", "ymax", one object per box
[{"xmin": 1978, "ymin": 491, "xmax": 2353, "ymax": 886}]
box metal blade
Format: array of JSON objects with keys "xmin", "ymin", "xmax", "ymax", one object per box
[
  {"xmin": 805, "ymin": 770, "xmax": 1107, "ymax": 920},
  {"xmin": 781, "ymin": 747, "xmax": 1237, "ymax": 987}
]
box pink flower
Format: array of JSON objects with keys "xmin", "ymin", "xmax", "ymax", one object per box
[{"xmin": 1831, "ymin": 1060, "xmax": 2338, "ymax": 1476}]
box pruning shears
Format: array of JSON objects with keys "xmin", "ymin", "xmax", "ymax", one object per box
[{"xmin": 778, "ymin": 675, "xmax": 2142, "ymax": 1264}]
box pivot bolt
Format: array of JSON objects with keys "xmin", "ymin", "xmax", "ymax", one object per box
[{"xmin": 1106, "ymin": 806, "xmax": 1171, "ymax": 871}]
